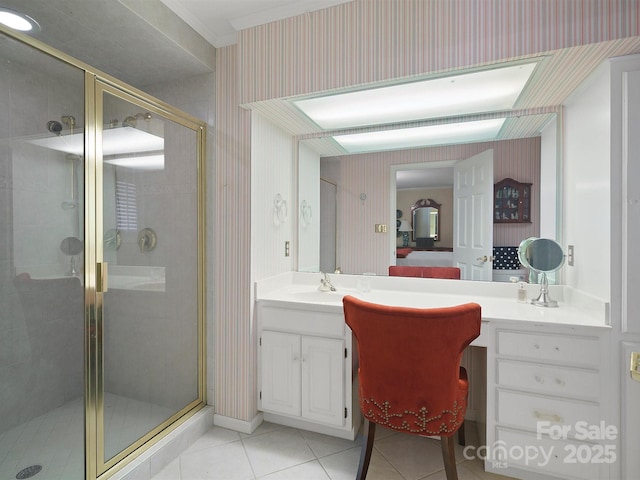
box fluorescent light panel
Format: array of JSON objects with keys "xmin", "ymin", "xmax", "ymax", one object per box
[
  {"xmin": 333, "ymin": 118, "xmax": 506, "ymax": 153},
  {"xmin": 294, "ymin": 63, "xmax": 537, "ymax": 129}
]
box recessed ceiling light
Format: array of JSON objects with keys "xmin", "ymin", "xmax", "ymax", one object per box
[
  {"xmin": 0, "ymin": 8, "xmax": 40, "ymax": 32},
  {"xmin": 294, "ymin": 63, "xmax": 537, "ymax": 130}
]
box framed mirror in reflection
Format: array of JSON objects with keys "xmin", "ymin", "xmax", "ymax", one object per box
[
  {"xmin": 411, "ymin": 198, "xmax": 440, "ymax": 244},
  {"xmin": 298, "ymin": 113, "xmax": 561, "ymax": 282}
]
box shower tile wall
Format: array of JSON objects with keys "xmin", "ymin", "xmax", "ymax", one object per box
[
  {"xmin": 103, "ymin": 124, "xmax": 199, "ymax": 411},
  {"xmin": 0, "ymin": 43, "xmax": 85, "ymax": 434}
]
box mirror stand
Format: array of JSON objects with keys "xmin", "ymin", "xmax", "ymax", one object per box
[{"xmin": 531, "ymin": 272, "xmax": 558, "ymax": 308}]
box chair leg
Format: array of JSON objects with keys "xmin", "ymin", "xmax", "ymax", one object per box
[
  {"xmin": 440, "ymin": 435, "xmax": 458, "ymax": 480},
  {"xmin": 457, "ymin": 420, "xmax": 466, "ymax": 446},
  {"xmin": 356, "ymin": 419, "xmax": 376, "ymax": 480}
]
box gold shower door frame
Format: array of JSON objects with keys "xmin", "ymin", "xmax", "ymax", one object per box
[
  {"xmin": 86, "ymin": 78, "xmax": 207, "ymax": 480},
  {"xmin": 0, "ymin": 26, "xmax": 206, "ymax": 480}
]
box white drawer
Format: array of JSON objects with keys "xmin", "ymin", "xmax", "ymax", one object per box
[
  {"xmin": 497, "ymin": 359, "xmax": 600, "ymax": 399},
  {"xmin": 497, "ymin": 330, "xmax": 600, "ymax": 367},
  {"xmin": 259, "ymin": 304, "xmax": 345, "ymax": 337},
  {"xmin": 497, "ymin": 389, "xmax": 601, "ymax": 434},
  {"xmin": 493, "ymin": 428, "xmax": 610, "ymax": 480}
]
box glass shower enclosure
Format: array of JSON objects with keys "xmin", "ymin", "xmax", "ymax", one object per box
[{"xmin": 0, "ymin": 28, "xmax": 205, "ymax": 480}]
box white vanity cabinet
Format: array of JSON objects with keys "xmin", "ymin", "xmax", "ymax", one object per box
[
  {"xmin": 486, "ymin": 323, "xmax": 612, "ymax": 480},
  {"xmin": 257, "ymin": 301, "xmax": 359, "ymax": 440}
]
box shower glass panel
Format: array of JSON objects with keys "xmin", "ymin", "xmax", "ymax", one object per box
[
  {"xmin": 0, "ymin": 34, "xmax": 85, "ymax": 480},
  {"xmin": 99, "ymin": 87, "xmax": 202, "ymax": 467}
]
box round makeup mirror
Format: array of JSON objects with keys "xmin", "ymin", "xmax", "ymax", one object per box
[{"xmin": 518, "ymin": 237, "xmax": 565, "ymax": 307}]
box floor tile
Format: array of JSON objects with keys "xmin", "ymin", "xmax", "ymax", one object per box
[
  {"xmin": 298, "ymin": 429, "xmax": 362, "ymax": 458},
  {"xmin": 257, "ymin": 459, "xmax": 330, "ymax": 479},
  {"xmin": 317, "ymin": 446, "xmax": 361, "ymax": 480},
  {"xmin": 374, "ymin": 432, "xmax": 448, "ymax": 480},
  {"xmin": 149, "ymin": 458, "xmax": 181, "ymax": 480},
  {"xmin": 242, "ymin": 427, "xmax": 315, "ymax": 477},
  {"xmin": 179, "ymin": 440, "xmax": 254, "ymax": 480},
  {"xmin": 182, "ymin": 426, "xmax": 242, "ymax": 454}
]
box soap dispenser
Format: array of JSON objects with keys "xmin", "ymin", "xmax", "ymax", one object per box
[{"xmin": 517, "ymin": 282, "xmax": 528, "ymax": 303}]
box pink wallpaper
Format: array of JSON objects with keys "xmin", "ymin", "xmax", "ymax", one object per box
[
  {"xmin": 238, "ymin": 0, "xmax": 640, "ymax": 104},
  {"xmin": 214, "ymin": 45, "xmax": 255, "ymax": 421},
  {"xmin": 215, "ymin": 1, "xmax": 640, "ymax": 422}
]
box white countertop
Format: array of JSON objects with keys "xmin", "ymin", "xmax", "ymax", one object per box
[{"xmin": 255, "ymin": 272, "xmax": 609, "ymax": 329}]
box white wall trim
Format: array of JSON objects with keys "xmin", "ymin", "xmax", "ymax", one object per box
[{"xmin": 214, "ymin": 412, "xmax": 264, "ymax": 434}]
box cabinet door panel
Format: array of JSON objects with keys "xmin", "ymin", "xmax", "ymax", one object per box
[
  {"xmin": 261, "ymin": 331, "xmax": 301, "ymax": 416},
  {"xmin": 301, "ymin": 337, "xmax": 345, "ymax": 426}
]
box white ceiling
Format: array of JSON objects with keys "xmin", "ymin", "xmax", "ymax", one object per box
[{"xmin": 159, "ymin": 0, "xmax": 355, "ymax": 48}]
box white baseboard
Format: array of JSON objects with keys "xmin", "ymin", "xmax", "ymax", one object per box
[{"xmin": 213, "ymin": 412, "xmax": 264, "ymax": 434}]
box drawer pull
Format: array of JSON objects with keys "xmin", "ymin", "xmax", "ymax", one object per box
[
  {"xmin": 554, "ymin": 378, "xmax": 565, "ymax": 386},
  {"xmin": 554, "ymin": 346, "xmax": 560, "ymax": 351},
  {"xmin": 533, "ymin": 344, "xmax": 540, "ymax": 349},
  {"xmin": 534, "ymin": 375, "xmax": 544, "ymax": 384},
  {"xmin": 534, "ymin": 410, "xmax": 563, "ymax": 423}
]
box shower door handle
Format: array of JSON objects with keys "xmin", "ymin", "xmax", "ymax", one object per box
[
  {"xmin": 97, "ymin": 262, "xmax": 108, "ymax": 293},
  {"xmin": 631, "ymin": 352, "xmax": 640, "ymax": 382}
]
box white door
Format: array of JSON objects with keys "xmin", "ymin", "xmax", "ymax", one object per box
[
  {"xmin": 453, "ymin": 149, "xmax": 494, "ymax": 280},
  {"xmin": 260, "ymin": 331, "xmax": 301, "ymax": 416},
  {"xmin": 301, "ymin": 336, "xmax": 345, "ymax": 426}
]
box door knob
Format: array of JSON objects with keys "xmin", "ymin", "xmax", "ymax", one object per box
[
  {"xmin": 476, "ymin": 255, "xmax": 494, "ymax": 263},
  {"xmin": 631, "ymin": 352, "xmax": 640, "ymax": 382}
]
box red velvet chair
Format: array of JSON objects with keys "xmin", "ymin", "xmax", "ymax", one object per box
[
  {"xmin": 342, "ymin": 296, "xmax": 481, "ymax": 480},
  {"xmin": 389, "ymin": 265, "xmax": 461, "ymax": 279}
]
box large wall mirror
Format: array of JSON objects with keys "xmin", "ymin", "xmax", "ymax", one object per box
[{"xmin": 297, "ymin": 110, "xmax": 560, "ymax": 281}]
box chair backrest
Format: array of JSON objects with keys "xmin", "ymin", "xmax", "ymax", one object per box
[
  {"xmin": 343, "ymin": 295, "xmax": 481, "ymax": 436},
  {"xmin": 388, "ymin": 265, "xmax": 461, "ymax": 279}
]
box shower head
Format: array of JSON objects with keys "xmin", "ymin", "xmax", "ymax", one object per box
[{"xmin": 47, "ymin": 120, "xmax": 63, "ymax": 135}]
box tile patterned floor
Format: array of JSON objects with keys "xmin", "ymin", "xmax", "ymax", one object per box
[
  {"xmin": 0, "ymin": 397, "xmax": 517, "ymax": 480},
  {"xmin": 151, "ymin": 421, "xmax": 517, "ymax": 480}
]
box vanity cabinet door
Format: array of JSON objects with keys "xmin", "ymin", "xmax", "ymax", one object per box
[
  {"xmin": 260, "ymin": 331, "xmax": 301, "ymax": 417},
  {"xmin": 301, "ymin": 336, "xmax": 345, "ymax": 426}
]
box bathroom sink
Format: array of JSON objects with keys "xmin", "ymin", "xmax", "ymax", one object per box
[{"xmin": 285, "ymin": 290, "xmax": 346, "ymax": 304}]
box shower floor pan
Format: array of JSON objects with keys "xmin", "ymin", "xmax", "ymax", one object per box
[{"xmin": 0, "ymin": 394, "xmax": 173, "ymax": 480}]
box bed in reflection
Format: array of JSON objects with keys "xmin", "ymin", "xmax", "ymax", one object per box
[{"xmin": 396, "ymin": 248, "xmax": 454, "ymax": 267}]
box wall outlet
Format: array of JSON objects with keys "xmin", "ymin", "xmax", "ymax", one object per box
[
  {"xmin": 567, "ymin": 245, "xmax": 574, "ymax": 266},
  {"xmin": 374, "ymin": 224, "xmax": 387, "ymax": 233}
]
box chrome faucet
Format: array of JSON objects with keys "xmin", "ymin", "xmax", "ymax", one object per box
[{"xmin": 318, "ymin": 272, "xmax": 337, "ymax": 292}]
